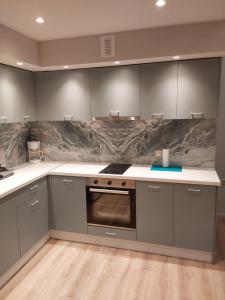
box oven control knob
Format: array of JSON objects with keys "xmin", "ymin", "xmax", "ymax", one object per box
[
  {"xmin": 121, "ymin": 181, "xmax": 126, "ymax": 186},
  {"xmin": 94, "ymin": 180, "xmax": 98, "ymax": 185},
  {"xmin": 107, "ymin": 180, "xmax": 112, "ymax": 185}
]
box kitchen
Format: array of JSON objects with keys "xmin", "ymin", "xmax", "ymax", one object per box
[{"xmin": 0, "ymin": 0, "xmax": 225, "ymax": 299}]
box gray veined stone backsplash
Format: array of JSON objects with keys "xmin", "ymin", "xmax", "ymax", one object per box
[
  {"xmin": 0, "ymin": 122, "xmax": 30, "ymax": 168},
  {"xmin": 29, "ymin": 119, "xmax": 216, "ymax": 168},
  {"xmin": 0, "ymin": 119, "xmax": 216, "ymax": 169}
]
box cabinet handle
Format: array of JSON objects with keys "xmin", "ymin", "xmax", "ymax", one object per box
[
  {"xmin": 148, "ymin": 186, "xmax": 161, "ymax": 191},
  {"xmin": 187, "ymin": 188, "xmax": 201, "ymax": 194},
  {"xmin": 63, "ymin": 179, "xmax": 73, "ymax": 184},
  {"xmin": 29, "ymin": 184, "xmax": 38, "ymax": 191},
  {"xmin": 105, "ymin": 232, "xmax": 117, "ymax": 237},
  {"xmin": 30, "ymin": 200, "xmax": 40, "ymax": 207},
  {"xmin": 109, "ymin": 111, "xmax": 120, "ymax": 117},
  {"xmin": 190, "ymin": 112, "xmax": 203, "ymax": 119},
  {"xmin": 152, "ymin": 113, "xmax": 164, "ymax": 119}
]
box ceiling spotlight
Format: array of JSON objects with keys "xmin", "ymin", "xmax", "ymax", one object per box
[
  {"xmin": 35, "ymin": 17, "xmax": 44, "ymax": 24},
  {"xmin": 173, "ymin": 56, "xmax": 180, "ymax": 60},
  {"xmin": 64, "ymin": 65, "xmax": 69, "ymax": 69},
  {"xmin": 114, "ymin": 61, "xmax": 121, "ymax": 65},
  {"xmin": 156, "ymin": 0, "xmax": 166, "ymax": 7},
  {"xmin": 16, "ymin": 61, "xmax": 23, "ymax": 66}
]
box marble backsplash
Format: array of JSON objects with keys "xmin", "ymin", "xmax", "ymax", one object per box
[
  {"xmin": 0, "ymin": 119, "xmax": 216, "ymax": 169},
  {"xmin": 0, "ymin": 122, "xmax": 30, "ymax": 168},
  {"xmin": 29, "ymin": 119, "xmax": 216, "ymax": 168}
]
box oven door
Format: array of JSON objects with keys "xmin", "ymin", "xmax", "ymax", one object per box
[{"xmin": 87, "ymin": 187, "xmax": 136, "ymax": 229}]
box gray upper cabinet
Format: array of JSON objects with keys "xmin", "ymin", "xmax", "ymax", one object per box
[
  {"xmin": 49, "ymin": 176, "xmax": 87, "ymax": 233},
  {"xmin": 136, "ymin": 181, "xmax": 173, "ymax": 246},
  {"xmin": 16, "ymin": 178, "xmax": 49, "ymax": 256},
  {"xmin": 141, "ymin": 62, "xmax": 177, "ymax": 119},
  {"xmin": 177, "ymin": 58, "xmax": 220, "ymax": 119},
  {"xmin": 0, "ymin": 196, "xmax": 20, "ymax": 276},
  {"xmin": 174, "ymin": 184, "xmax": 216, "ymax": 251},
  {"xmin": 90, "ymin": 65, "xmax": 140, "ymax": 117},
  {"xmin": 35, "ymin": 69, "xmax": 91, "ymax": 121},
  {"xmin": 0, "ymin": 64, "xmax": 36, "ymax": 123}
]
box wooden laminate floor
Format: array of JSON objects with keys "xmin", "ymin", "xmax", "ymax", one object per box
[{"xmin": 1, "ymin": 237, "xmax": 225, "ymax": 300}]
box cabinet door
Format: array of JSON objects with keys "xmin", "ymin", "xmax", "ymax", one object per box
[
  {"xmin": 177, "ymin": 58, "xmax": 220, "ymax": 119},
  {"xmin": 136, "ymin": 182, "xmax": 173, "ymax": 246},
  {"xmin": 90, "ymin": 65, "xmax": 140, "ymax": 117},
  {"xmin": 17, "ymin": 184, "xmax": 48, "ymax": 256},
  {"xmin": 0, "ymin": 197, "xmax": 20, "ymax": 276},
  {"xmin": 49, "ymin": 176, "xmax": 87, "ymax": 233},
  {"xmin": 174, "ymin": 184, "xmax": 216, "ymax": 251},
  {"xmin": 35, "ymin": 69, "xmax": 91, "ymax": 121},
  {"xmin": 141, "ymin": 62, "xmax": 177, "ymax": 119},
  {"xmin": 0, "ymin": 64, "xmax": 36, "ymax": 123}
]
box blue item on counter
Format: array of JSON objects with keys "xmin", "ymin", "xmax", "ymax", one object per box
[{"xmin": 151, "ymin": 165, "xmax": 183, "ymax": 172}]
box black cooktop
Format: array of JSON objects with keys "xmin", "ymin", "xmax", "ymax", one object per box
[
  {"xmin": 0, "ymin": 166, "xmax": 14, "ymax": 180},
  {"xmin": 99, "ymin": 163, "xmax": 131, "ymax": 175}
]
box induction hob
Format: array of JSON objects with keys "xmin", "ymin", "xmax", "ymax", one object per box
[
  {"xmin": 99, "ymin": 163, "xmax": 131, "ymax": 175},
  {"xmin": 0, "ymin": 166, "xmax": 14, "ymax": 180}
]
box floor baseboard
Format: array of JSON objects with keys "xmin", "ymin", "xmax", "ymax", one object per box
[{"xmin": 50, "ymin": 230, "xmax": 213, "ymax": 263}]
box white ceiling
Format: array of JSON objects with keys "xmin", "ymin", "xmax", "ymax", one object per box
[{"xmin": 0, "ymin": 0, "xmax": 225, "ymax": 41}]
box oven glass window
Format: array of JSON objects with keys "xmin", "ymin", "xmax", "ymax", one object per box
[
  {"xmin": 93, "ymin": 193, "xmax": 130, "ymax": 225},
  {"xmin": 87, "ymin": 188, "xmax": 136, "ymax": 229}
]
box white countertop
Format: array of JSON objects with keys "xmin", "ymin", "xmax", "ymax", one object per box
[
  {"xmin": 0, "ymin": 162, "xmax": 221, "ymax": 200},
  {"xmin": 49, "ymin": 162, "xmax": 221, "ymax": 186},
  {"xmin": 0, "ymin": 162, "xmax": 62, "ymax": 199}
]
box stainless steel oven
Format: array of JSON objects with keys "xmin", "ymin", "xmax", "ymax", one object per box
[{"xmin": 86, "ymin": 178, "xmax": 136, "ymax": 229}]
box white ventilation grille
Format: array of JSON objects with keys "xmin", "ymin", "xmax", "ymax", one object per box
[{"xmin": 100, "ymin": 35, "xmax": 116, "ymax": 58}]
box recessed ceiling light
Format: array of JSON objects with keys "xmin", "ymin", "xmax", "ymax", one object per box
[
  {"xmin": 173, "ymin": 56, "xmax": 180, "ymax": 60},
  {"xmin": 16, "ymin": 61, "xmax": 23, "ymax": 66},
  {"xmin": 114, "ymin": 61, "xmax": 120, "ymax": 65},
  {"xmin": 156, "ymin": 0, "xmax": 166, "ymax": 7},
  {"xmin": 64, "ymin": 65, "xmax": 69, "ymax": 69},
  {"xmin": 35, "ymin": 17, "xmax": 44, "ymax": 24}
]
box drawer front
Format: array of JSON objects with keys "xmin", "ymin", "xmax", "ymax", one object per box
[
  {"xmin": 15, "ymin": 178, "xmax": 47, "ymax": 207},
  {"xmin": 136, "ymin": 181, "xmax": 173, "ymax": 246},
  {"xmin": 88, "ymin": 225, "xmax": 136, "ymax": 241},
  {"xmin": 174, "ymin": 184, "xmax": 216, "ymax": 251},
  {"xmin": 17, "ymin": 189, "xmax": 48, "ymax": 256}
]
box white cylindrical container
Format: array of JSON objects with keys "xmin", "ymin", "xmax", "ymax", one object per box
[{"xmin": 162, "ymin": 149, "xmax": 170, "ymax": 168}]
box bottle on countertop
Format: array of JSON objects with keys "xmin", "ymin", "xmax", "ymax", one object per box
[{"xmin": 162, "ymin": 149, "xmax": 169, "ymax": 168}]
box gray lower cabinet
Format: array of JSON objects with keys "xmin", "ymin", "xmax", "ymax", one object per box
[
  {"xmin": 174, "ymin": 184, "xmax": 216, "ymax": 251},
  {"xmin": 88, "ymin": 225, "xmax": 136, "ymax": 241},
  {"xmin": 49, "ymin": 176, "xmax": 87, "ymax": 233},
  {"xmin": 16, "ymin": 179, "xmax": 49, "ymax": 256},
  {"xmin": 136, "ymin": 181, "xmax": 173, "ymax": 246},
  {"xmin": 0, "ymin": 196, "xmax": 20, "ymax": 276}
]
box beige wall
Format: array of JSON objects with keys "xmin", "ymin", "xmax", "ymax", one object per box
[
  {"xmin": 0, "ymin": 24, "xmax": 39, "ymax": 68},
  {"xmin": 40, "ymin": 20, "xmax": 225, "ymax": 68},
  {"xmin": 1, "ymin": 20, "xmax": 225, "ymax": 71}
]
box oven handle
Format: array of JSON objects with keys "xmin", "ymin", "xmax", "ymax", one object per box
[{"xmin": 89, "ymin": 188, "xmax": 129, "ymax": 195}]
